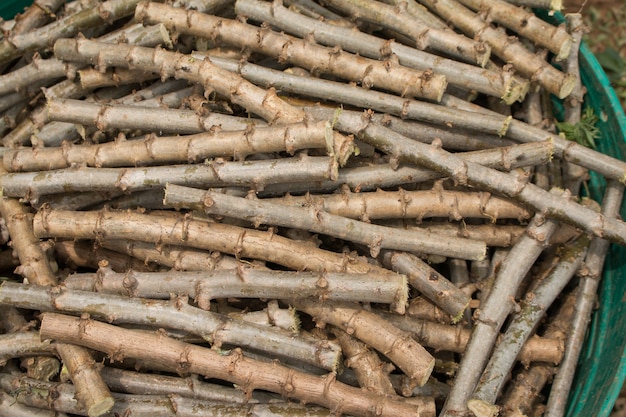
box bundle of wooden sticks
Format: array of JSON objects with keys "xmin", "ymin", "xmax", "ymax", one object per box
[{"xmin": 0, "ymin": 0, "xmax": 623, "ymax": 416}]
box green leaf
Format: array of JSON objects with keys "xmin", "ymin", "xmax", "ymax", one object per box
[{"xmin": 555, "ymin": 107, "xmax": 600, "ymax": 150}]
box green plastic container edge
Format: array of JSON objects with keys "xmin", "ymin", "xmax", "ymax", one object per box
[
  {"xmin": 0, "ymin": 1, "xmax": 31, "ymax": 20},
  {"xmin": 537, "ymin": 10, "xmax": 626, "ymax": 417},
  {"xmin": 2, "ymin": 1, "xmax": 626, "ymax": 415}
]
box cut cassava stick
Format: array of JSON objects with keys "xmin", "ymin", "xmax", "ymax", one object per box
[
  {"xmin": 0, "ymin": 23, "xmax": 171, "ymax": 96},
  {"xmin": 408, "ymin": 222, "xmax": 526, "ymax": 247},
  {"xmin": 378, "ymin": 311, "xmax": 565, "ymax": 364},
  {"xmin": 259, "ymin": 140, "xmax": 554, "ymax": 197},
  {"xmin": 0, "ymin": 155, "xmax": 337, "ymax": 199},
  {"xmin": 0, "ymin": 166, "xmax": 114, "ymax": 415},
  {"xmin": 382, "ymin": 251, "xmax": 471, "ymax": 322},
  {"xmin": 441, "ymin": 208, "xmax": 560, "ymax": 416},
  {"xmin": 330, "ymin": 327, "xmax": 396, "ymax": 396},
  {"xmin": 0, "ymin": 0, "xmax": 145, "ymax": 67},
  {"xmin": 40, "ymin": 312, "xmax": 428, "ymax": 417},
  {"xmin": 54, "ymin": 240, "xmax": 163, "ymax": 272},
  {"xmin": 61, "ymin": 266, "xmax": 409, "ymax": 309},
  {"xmin": 338, "ymin": 112, "xmax": 626, "ymax": 245},
  {"xmin": 163, "ymin": 184, "xmax": 488, "ymax": 260},
  {"xmin": 207, "ymin": 50, "xmax": 623, "ymax": 187},
  {"xmin": 316, "ymin": 0, "xmax": 491, "ymax": 66},
  {"xmin": 0, "ymin": 282, "xmax": 342, "ymax": 371},
  {"xmin": 30, "ymin": 81, "xmax": 224, "ymax": 148},
  {"xmin": 32, "ymin": 209, "xmax": 401, "ymax": 279},
  {"xmin": 52, "ymin": 39, "xmax": 306, "ymax": 125},
  {"xmin": 54, "ymin": 343, "xmax": 114, "ymax": 417},
  {"xmin": 415, "ymin": 0, "xmax": 575, "ymax": 97},
  {"xmin": 235, "ymin": 0, "xmax": 523, "ymax": 102},
  {"xmin": 0, "ymin": 372, "xmax": 329, "ymax": 417},
  {"xmin": 271, "ymin": 189, "xmax": 530, "ymax": 222},
  {"xmin": 292, "ymin": 299, "xmax": 435, "ymax": 387},
  {"xmin": 500, "ymin": 288, "xmax": 578, "ymax": 416},
  {"xmin": 99, "ymin": 367, "xmax": 275, "ymax": 404},
  {"xmin": 4, "ymin": 119, "xmax": 352, "ymax": 171},
  {"xmin": 0, "ymin": 390, "xmax": 63, "ymax": 417},
  {"xmin": 543, "ymin": 180, "xmax": 625, "ymax": 417},
  {"xmin": 133, "ymin": 2, "xmax": 448, "ymax": 102},
  {"xmin": 0, "ymin": 331, "xmax": 55, "ymax": 365},
  {"xmin": 467, "ymin": 233, "xmax": 590, "ymax": 417},
  {"xmin": 454, "ymin": 0, "xmax": 572, "ymax": 59},
  {"xmin": 99, "ymin": 240, "xmax": 248, "ymax": 272},
  {"xmin": 206, "ymin": 54, "xmax": 513, "ymax": 135}
]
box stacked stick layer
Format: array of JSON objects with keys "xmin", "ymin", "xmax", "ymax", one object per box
[{"xmin": 0, "ymin": 1, "xmax": 624, "ymax": 417}]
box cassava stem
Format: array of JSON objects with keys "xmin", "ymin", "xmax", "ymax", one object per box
[
  {"xmin": 61, "ymin": 265, "xmax": 409, "ymax": 309},
  {"xmin": 378, "ymin": 310, "xmax": 565, "ymax": 364},
  {"xmin": 455, "ymin": 0, "xmax": 572, "ymax": 59},
  {"xmin": 0, "ymin": 0, "xmax": 145, "ymax": 66},
  {"xmin": 31, "ymin": 208, "xmax": 395, "ymax": 274},
  {"xmin": 340, "ymin": 113, "xmax": 626, "ymax": 246},
  {"xmin": 52, "ymin": 38, "xmax": 306, "ymax": 124},
  {"xmin": 382, "ymin": 251, "xmax": 471, "ymax": 322},
  {"xmin": 0, "ymin": 331, "xmax": 55, "ymax": 365},
  {"xmin": 0, "ymin": 281, "xmax": 342, "ymax": 371},
  {"xmin": 441, "ymin": 208, "xmax": 560, "ymax": 416},
  {"xmin": 468, "ymin": 233, "xmax": 590, "ymax": 417},
  {"xmin": 39, "ymin": 312, "xmax": 428, "ymax": 417},
  {"xmin": 268, "ymin": 189, "xmax": 530, "ymax": 222},
  {"xmin": 163, "ymin": 184, "xmax": 487, "ymax": 260},
  {"xmin": 330, "ymin": 327, "xmax": 397, "ymax": 396},
  {"xmin": 54, "ymin": 343, "xmax": 115, "ymax": 417},
  {"xmin": 415, "ymin": 0, "xmax": 575, "ymax": 97},
  {"xmin": 0, "ymin": 155, "xmax": 337, "ymax": 198},
  {"xmin": 133, "ymin": 3, "xmax": 448, "ymax": 102},
  {"xmin": 234, "ymin": 0, "xmax": 521, "ymax": 101},
  {"xmin": 315, "ymin": 0, "xmax": 491, "ymax": 66},
  {"xmin": 292, "ymin": 299, "xmax": 435, "ymax": 387},
  {"xmin": 5, "ymin": 119, "xmax": 352, "ymax": 171},
  {"xmin": 544, "ymin": 180, "xmax": 625, "ymax": 417}
]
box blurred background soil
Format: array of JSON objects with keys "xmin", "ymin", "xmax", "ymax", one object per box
[{"xmin": 565, "ymin": 0, "xmax": 626, "ymax": 111}]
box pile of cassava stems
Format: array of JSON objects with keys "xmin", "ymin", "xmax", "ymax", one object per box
[{"xmin": 0, "ymin": 0, "xmax": 624, "ymax": 416}]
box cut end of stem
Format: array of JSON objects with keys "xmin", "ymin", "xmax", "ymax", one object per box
[
  {"xmin": 556, "ymin": 37, "xmax": 574, "ymax": 62},
  {"xmin": 502, "ymin": 78, "xmax": 529, "ymax": 105},
  {"xmin": 476, "ymin": 44, "xmax": 492, "ymax": 68},
  {"xmin": 87, "ymin": 397, "xmax": 115, "ymax": 417},
  {"xmin": 557, "ymin": 73, "xmax": 578, "ymax": 99},
  {"xmin": 392, "ymin": 273, "xmax": 410, "ymax": 315},
  {"xmin": 551, "ymin": 0, "xmax": 563, "ymax": 11},
  {"xmin": 467, "ymin": 398, "xmax": 500, "ymax": 417}
]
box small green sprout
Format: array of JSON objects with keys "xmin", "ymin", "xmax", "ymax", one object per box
[{"xmin": 556, "ymin": 106, "xmax": 600, "ymax": 149}]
